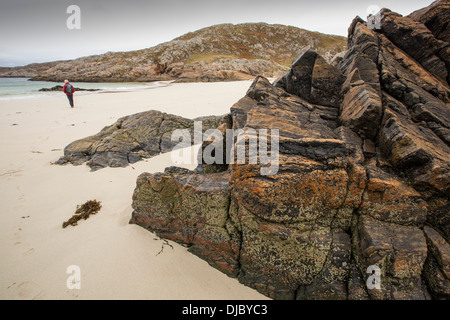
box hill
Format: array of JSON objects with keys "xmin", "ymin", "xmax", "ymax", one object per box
[{"xmin": 0, "ymin": 23, "xmax": 347, "ymax": 82}]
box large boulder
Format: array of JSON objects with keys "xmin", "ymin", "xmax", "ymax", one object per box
[
  {"xmin": 130, "ymin": 2, "xmax": 450, "ymax": 300},
  {"xmin": 55, "ymin": 111, "xmax": 225, "ymax": 171},
  {"xmin": 275, "ymin": 47, "xmax": 344, "ymax": 108}
]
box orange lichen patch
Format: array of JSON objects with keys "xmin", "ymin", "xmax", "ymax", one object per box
[
  {"xmin": 366, "ymin": 176, "xmax": 421, "ymax": 203},
  {"xmin": 343, "ymin": 164, "xmax": 367, "ymax": 208},
  {"xmin": 250, "ymin": 186, "xmax": 267, "ymax": 197}
]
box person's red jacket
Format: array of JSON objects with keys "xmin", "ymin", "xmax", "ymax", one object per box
[{"xmin": 63, "ymin": 83, "xmax": 75, "ymax": 96}]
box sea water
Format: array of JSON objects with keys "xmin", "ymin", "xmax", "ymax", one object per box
[{"xmin": 0, "ymin": 78, "xmax": 171, "ymax": 101}]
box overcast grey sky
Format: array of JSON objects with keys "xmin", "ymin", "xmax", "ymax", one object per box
[{"xmin": 0, "ymin": 0, "xmax": 435, "ymax": 67}]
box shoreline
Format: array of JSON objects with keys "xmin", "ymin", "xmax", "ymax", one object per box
[
  {"xmin": 0, "ymin": 78, "xmax": 176, "ymax": 102},
  {"xmin": 0, "ymin": 80, "xmax": 267, "ymax": 300}
]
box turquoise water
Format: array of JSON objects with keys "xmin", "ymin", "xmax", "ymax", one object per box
[{"xmin": 0, "ymin": 78, "xmax": 170, "ymax": 101}]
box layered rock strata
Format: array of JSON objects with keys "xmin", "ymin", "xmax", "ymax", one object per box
[{"xmin": 132, "ymin": 3, "xmax": 450, "ymax": 299}]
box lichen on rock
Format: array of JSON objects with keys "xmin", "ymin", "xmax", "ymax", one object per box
[{"xmin": 128, "ymin": 2, "xmax": 450, "ymax": 300}]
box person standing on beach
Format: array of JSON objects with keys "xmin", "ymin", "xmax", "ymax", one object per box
[{"xmin": 63, "ymin": 80, "xmax": 75, "ymax": 108}]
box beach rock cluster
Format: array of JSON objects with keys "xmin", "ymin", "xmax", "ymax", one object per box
[
  {"xmin": 39, "ymin": 85, "xmax": 99, "ymax": 92},
  {"xmin": 130, "ymin": 2, "xmax": 450, "ymax": 300},
  {"xmin": 55, "ymin": 111, "xmax": 225, "ymax": 171},
  {"xmin": 0, "ymin": 23, "xmax": 346, "ymax": 83}
]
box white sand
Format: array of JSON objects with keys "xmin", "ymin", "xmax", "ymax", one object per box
[{"xmin": 0, "ymin": 81, "xmax": 268, "ymax": 300}]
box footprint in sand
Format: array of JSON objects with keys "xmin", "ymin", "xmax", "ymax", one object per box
[
  {"xmin": 17, "ymin": 282, "xmax": 45, "ymax": 300},
  {"xmin": 14, "ymin": 196, "xmax": 25, "ymax": 210},
  {"xmin": 0, "ymin": 170, "xmax": 23, "ymax": 178},
  {"xmin": 13, "ymin": 227, "xmax": 22, "ymax": 239},
  {"xmin": 23, "ymin": 248, "xmax": 35, "ymax": 256},
  {"xmin": 13, "ymin": 234, "xmax": 35, "ymax": 256},
  {"xmin": 66, "ymin": 290, "xmax": 80, "ymax": 299}
]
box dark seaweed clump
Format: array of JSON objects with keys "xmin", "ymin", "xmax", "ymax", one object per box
[{"xmin": 62, "ymin": 200, "xmax": 102, "ymax": 228}]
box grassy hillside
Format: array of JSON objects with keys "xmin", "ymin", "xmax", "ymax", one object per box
[{"xmin": 0, "ymin": 23, "xmax": 347, "ymax": 82}]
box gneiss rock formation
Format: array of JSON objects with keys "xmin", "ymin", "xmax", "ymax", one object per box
[
  {"xmin": 409, "ymin": 0, "xmax": 450, "ymax": 44},
  {"xmin": 55, "ymin": 111, "xmax": 225, "ymax": 171},
  {"xmin": 0, "ymin": 23, "xmax": 346, "ymax": 83},
  {"xmin": 130, "ymin": 2, "xmax": 450, "ymax": 300}
]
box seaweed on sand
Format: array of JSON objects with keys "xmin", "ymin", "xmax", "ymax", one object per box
[{"xmin": 62, "ymin": 200, "xmax": 102, "ymax": 228}]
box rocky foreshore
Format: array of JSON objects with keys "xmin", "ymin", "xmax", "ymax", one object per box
[
  {"xmin": 39, "ymin": 85, "xmax": 100, "ymax": 92},
  {"xmin": 128, "ymin": 2, "xmax": 450, "ymax": 300}
]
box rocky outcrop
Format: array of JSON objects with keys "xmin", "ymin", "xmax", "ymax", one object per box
[
  {"xmin": 409, "ymin": 0, "xmax": 450, "ymax": 43},
  {"xmin": 130, "ymin": 3, "xmax": 450, "ymax": 300},
  {"xmin": 0, "ymin": 61, "xmax": 60, "ymax": 78},
  {"xmin": 55, "ymin": 111, "xmax": 226, "ymax": 171},
  {"xmin": 39, "ymin": 85, "xmax": 99, "ymax": 92},
  {"xmin": 274, "ymin": 46, "xmax": 345, "ymax": 108},
  {"xmin": 0, "ymin": 23, "xmax": 346, "ymax": 83},
  {"xmin": 131, "ymin": 168, "xmax": 240, "ymax": 276},
  {"xmin": 379, "ymin": 9, "xmax": 449, "ymax": 83}
]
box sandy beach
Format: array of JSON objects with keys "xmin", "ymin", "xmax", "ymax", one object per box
[{"xmin": 0, "ymin": 80, "xmax": 268, "ymax": 300}]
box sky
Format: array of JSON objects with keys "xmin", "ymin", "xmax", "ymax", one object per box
[{"xmin": 0, "ymin": 0, "xmax": 436, "ymax": 67}]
